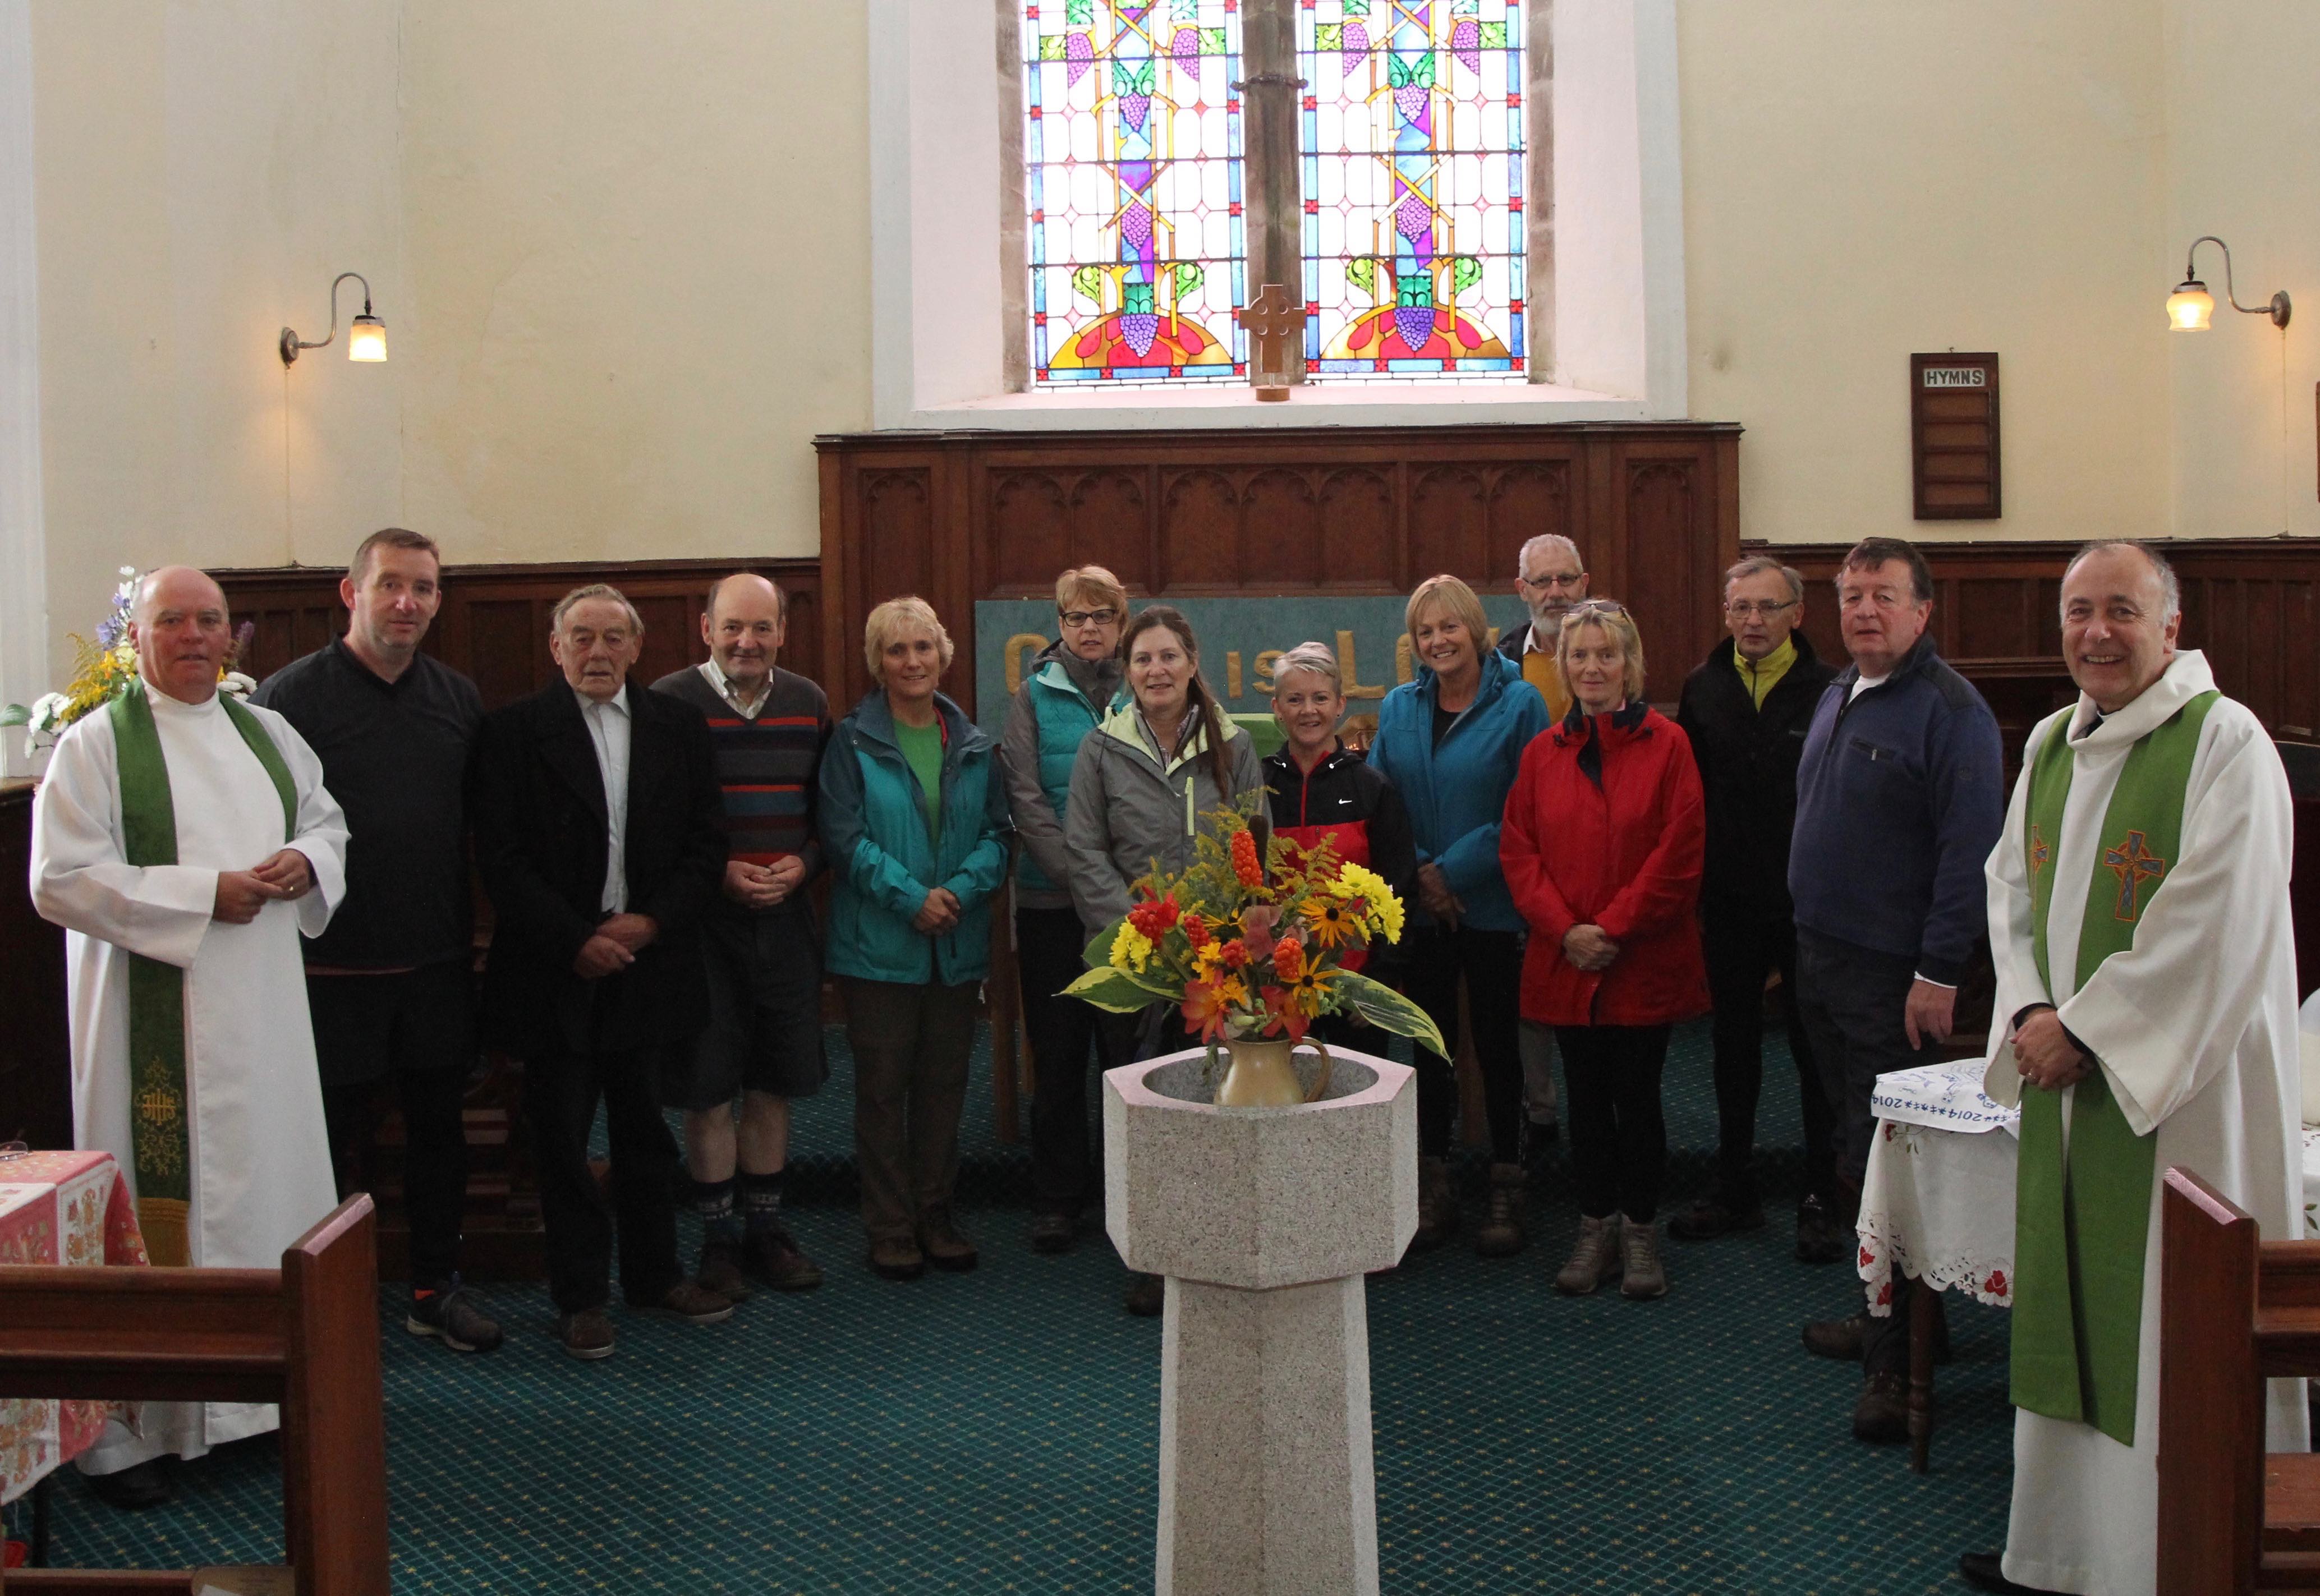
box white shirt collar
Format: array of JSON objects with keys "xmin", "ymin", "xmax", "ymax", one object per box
[
  {"xmin": 574, "ymin": 682, "xmax": 629, "ymax": 717},
  {"xmin": 699, "ymin": 656, "xmax": 769, "ymax": 715}
]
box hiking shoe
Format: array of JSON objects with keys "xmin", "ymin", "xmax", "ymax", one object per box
[
  {"xmin": 1413, "ymin": 1156, "xmax": 1458, "ymax": 1250},
  {"xmin": 1124, "ymin": 1272, "xmax": 1165, "ymax": 1317},
  {"xmin": 1029, "ymin": 1211, "xmax": 1077, "ymax": 1254},
  {"xmin": 1795, "ymin": 1194, "xmax": 1847, "ymax": 1264},
  {"xmin": 869, "ymin": 1236, "xmax": 925, "ymax": 1281},
  {"xmin": 654, "ymin": 1280, "xmax": 738, "ymax": 1325},
  {"xmin": 1667, "ymin": 1195, "xmax": 1767, "ymax": 1242},
  {"xmin": 1853, "ymin": 1369, "xmax": 1909, "ymax": 1444},
  {"xmin": 406, "ymin": 1280, "xmax": 504, "ymax": 1354},
  {"xmin": 555, "ymin": 1308, "xmax": 616, "ymax": 1361},
  {"xmin": 695, "ymin": 1237, "xmax": 753, "ymax": 1304},
  {"xmin": 742, "ymin": 1225, "xmax": 824, "ymax": 1291},
  {"xmin": 918, "ymin": 1213, "xmax": 978, "ymax": 1273},
  {"xmin": 1803, "ymin": 1310, "xmax": 1869, "ymax": 1361},
  {"xmin": 1554, "ymin": 1215, "xmax": 1624, "ymax": 1296},
  {"xmin": 1474, "ymin": 1162, "xmax": 1529, "ymax": 1258},
  {"xmin": 1620, "ymin": 1220, "xmax": 1668, "ymax": 1300}
]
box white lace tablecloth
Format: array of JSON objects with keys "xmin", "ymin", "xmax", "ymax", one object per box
[
  {"xmin": 1859, "ymin": 1055, "xmax": 2021, "ymax": 1316},
  {"xmin": 1860, "ymin": 1071, "xmax": 2320, "ymax": 1319}
]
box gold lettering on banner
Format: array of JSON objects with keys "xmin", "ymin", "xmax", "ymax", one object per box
[
  {"xmin": 1339, "ymin": 631, "xmax": 1385, "ymax": 699},
  {"xmin": 1227, "ymin": 652, "xmax": 1243, "ymax": 698},
  {"xmin": 1395, "ymin": 635, "xmax": 1414, "ymax": 685},
  {"xmin": 1003, "ymin": 634, "xmax": 1049, "ymax": 697},
  {"xmin": 1253, "ymin": 650, "xmax": 1284, "ymax": 697}
]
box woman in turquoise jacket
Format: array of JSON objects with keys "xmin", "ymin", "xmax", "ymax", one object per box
[
  {"xmin": 1368, "ymin": 574, "xmax": 1551, "ymax": 1257},
  {"xmin": 819, "ymin": 597, "xmax": 1011, "ymax": 1284}
]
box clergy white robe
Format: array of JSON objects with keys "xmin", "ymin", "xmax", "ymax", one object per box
[
  {"xmin": 1983, "ymin": 650, "xmax": 2305, "ymax": 1596},
  {"xmin": 29, "ymin": 687, "xmax": 348, "ymax": 1469}
]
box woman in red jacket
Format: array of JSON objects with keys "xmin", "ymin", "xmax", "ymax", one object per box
[{"xmin": 1501, "ymin": 600, "xmax": 1706, "ymax": 1302}]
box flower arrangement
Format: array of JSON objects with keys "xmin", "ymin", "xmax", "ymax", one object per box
[
  {"xmin": 1063, "ymin": 794, "xmax": 1445, "ymax": 1060},
  {"xmin": 0, "ymin": 568, "xmax": 256, "ymax": 748}
]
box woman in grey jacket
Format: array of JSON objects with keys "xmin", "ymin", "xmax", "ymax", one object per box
[{"xmin": 1062, "ymin": 604, "xmax": 1263, "ymax": 1316}]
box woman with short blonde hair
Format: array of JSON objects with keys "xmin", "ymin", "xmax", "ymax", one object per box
[
  {"xmin": 1367, "ymin": 573, "xmax": 1551, "ymax": 1257},
  {"xmin": 1054, "ymin": 564, "xmax": 1129, "ymax": 620},
  {"xmin": 821, "ymin": 596, "xmax": 1010, "ymax": 1282},
  {"xmin": 1556, "ymin": 600, "xmax": 1649, "ymax": 703}
]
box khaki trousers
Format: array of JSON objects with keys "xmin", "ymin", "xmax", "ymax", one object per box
[{"xmin": 843, "ymin": 977, "xmax": 980, "ymax": 1243}]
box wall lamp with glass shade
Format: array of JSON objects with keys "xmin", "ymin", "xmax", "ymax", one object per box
[
  {"xmin": 279, "ymin": 271, "xmax": 387, "ymax": 365},
  {"xmin": 2167, "ymin": 236, "xmax": 2290, "ymax": 332}
]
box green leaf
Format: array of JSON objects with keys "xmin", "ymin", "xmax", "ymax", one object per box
[
  {"xmin": 1133, "ymin": 58, "xmax": 1156, "ymax": 94},
  {"xmin": 1201, "ymin": 26, "xmax": 1225, "ymax": 54},
  {"xmin": 1072, "ymin": 264, "xmax": 1107, "ymax": 305},
  {"xmin": 1123, "ymin": 279, "xmax": 1156, "ymax": 315},
  {"xmin": 1387, "ymin": 52, "xmax": 1410, "ymax": 88},
  {"xmin": 1316, "ymin": 22, "xmax": 1342, "ymax": 50},
  {"xmin": 1344, "ymin": 257, "xmax": 1377, "ymax": 295},
  {"xmin": 1171, "ymin": 0, "xmax": 1200, "ymax": 19},
  {"xmin": 1113, "ymin": 59, "xmax": 1136, "ymax": 95},
  {"xmin": 1451, "ymin": 0, "xmax": 1481, "ymax": 14},
  {"xmin": 1478, "ymin": 20, "xmax": 1507, "ymax": 48},
  {"xmin": 1450, "ymin": 255, "xmax": 1483, "ymax": 293},
  {"xmin": 1039, "ymin": 34, "xmax": 1068, "ymax": 60},
  {"xmin": 0, "ymin": 702, "xmax": 28, "ymax": 728},
  {"xmin": 1415, "ymin": 51, "xmax": 1436, "ymax": 88},
  {"xmin": 1172, "ymin": 261, "xmax": 1203, "ymax": 298},
  {"xmin": 1067, "ymin": 0, "xmax": 1095, "ymax": 24},
  {"xmin": 1329, "ymin": 972, "xmax": 1447, "ymax": 1059},
  {"xmin": 1063, "ymin": 965, "xmax": 1176, "ymax": 1013},
  {"xmin": 1341, "ymin": 0, "xmax": 1370, "ymax": 14}
]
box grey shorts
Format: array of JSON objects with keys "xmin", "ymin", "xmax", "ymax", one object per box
[{"xmin": 660, "ymin": 903, "xmax": 828, "ymax": 1110}]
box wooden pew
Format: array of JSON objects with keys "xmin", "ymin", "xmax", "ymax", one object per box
[
  {"xmin": 2157, "ymin": 1167, "xmax": 2320, "ymax": 1593},
  {"xmin": 0, "ymin": 1197, "xmax": 389, "ymax": 1596}
]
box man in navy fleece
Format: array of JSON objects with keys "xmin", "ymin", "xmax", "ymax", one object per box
[{"xmin": 1789, "ymin": 537, "xmax": 2004, "ymax": 1444}]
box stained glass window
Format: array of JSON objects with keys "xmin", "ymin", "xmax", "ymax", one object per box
[
  {"xmin": 1024, "ymin": 1, "xmax": 1247, "ymax": 385},
  {"xmin": 1299, "ymin": 0, "xmax": 1524, "ymax": 378}
]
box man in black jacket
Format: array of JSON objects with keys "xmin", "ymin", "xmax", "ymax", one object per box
[
  {"xmin": 471, "ymin": 584, "xmax": 733, "ymax": 1360},
  {"xmin": 1670, "ymin": 557, "xmax": 1840, "ymax": 1260}
]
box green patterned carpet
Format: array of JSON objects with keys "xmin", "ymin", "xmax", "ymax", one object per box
[{"xmin": 12, "ymin": 1020, "xmax": 2012, "ymax": 1594}]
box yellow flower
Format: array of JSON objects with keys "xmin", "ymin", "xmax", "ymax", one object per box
[
  {"xmin": 1193, "ymin": 940, "xmax": 1225, "ymax": 978},
  {"xmin": 1298, "ymin": 894, "xmax": 1359, "ymax": 950},
  {"xmin": 1332, "ymin": 863, "xmax": 1405, "ymax": 944},
  {"xmin": 1109, "ymin": 923, "xmax": 1155, "ymax": 974}
]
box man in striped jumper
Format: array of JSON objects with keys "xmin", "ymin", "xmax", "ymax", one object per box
[{"xmin": 651, "ymin": 573, "xmax": 833, "ymax": 1297}]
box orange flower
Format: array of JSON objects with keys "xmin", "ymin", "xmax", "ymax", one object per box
[
  {"xmin": 1272, "ymin": 936, "xmax": 1304, "ymax": 983},
  {"xmin": 1298, "ymin": 895, "xmax": 1357, "ymax": 949},
  {"xmin": 1230, "ymin": 828, "xmax": 1263, "ymax": 888},
  {"xmin": 1180, "ymin": 975, "xmax": 1245, "ymax": 1043}
]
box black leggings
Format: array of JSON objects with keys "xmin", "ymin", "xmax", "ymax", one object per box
[
  {"xmin": 1401, "ymin": 926, "xmax": 1526, "ymax": 1162},
  {"xmin": 1556, "ymin": 1024, "xmax": 1671, "ymax": 1224}
]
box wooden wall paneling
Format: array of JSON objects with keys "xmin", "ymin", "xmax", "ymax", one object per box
[
  {"xmin": 1157, "ymin": 468, "xmax": 1244, "ymax": 592},
  {"xmin": 1407, "ymin": 463, "xmax": 1490, "ymax": 580},
  {"xmin": 1242, "ymin": 467, "xmax": 1322, "ymax": 590},
  {"xmin": 1317, "ymin": 466, "xmax": 1398, "ymax": 589}
]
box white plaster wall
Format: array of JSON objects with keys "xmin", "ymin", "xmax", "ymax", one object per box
[
  {"xmin": 2162, "ymin": 0, "xmax": 2319, "ymax": 540},
  {"xmin": 30, "ymin": 0, "xmax": 403, "ymax": 678},
  {"xmin": 1676, "ymin": 0, "xmax": 2172, "ymax": 546},
  {"xmin": 396, "ymin": 2, "xmax": 869, "ymax": 564}
]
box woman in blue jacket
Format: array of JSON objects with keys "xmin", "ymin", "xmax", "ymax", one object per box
[
  {"xmin": 1368, "ymin": 574, "xmax": 1551, "ymax": 1255},
  {"xmin": 820, "ymin": 596, "xmax": 1012, "ymax": 1284}
]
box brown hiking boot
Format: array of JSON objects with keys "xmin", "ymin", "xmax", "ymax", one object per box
[
  {"xmin": 1413, "ymin": 1156, "xmax": 1458, "ymax": 1249},
  {"xmin": 1554, "ymin": 1215, "xmax": 1624, "ymax": 1295},
  {"xmin": 1853, "ymin": 1369, "xmax": 1909, "ymax": 1443},
  {"xmin": 654, "ymin": 1280, "xmax": 738, "ymax": 1324},
  {"xmin": 695, "ymin": 1236, "xmax": 752, "ymax": 1304},
  {"xmin": 918, "ymin": 1213, "xmax": 979, "ymax": 1273},
  {"xmin": 869, "ymin": 1235, "xmax": 925, "ymax": 1280},
  {"xmin": 555, "ymin": 1308, "xmax": 616, "ymax": 1361},
  {"xmin": 1473, "ymin": 1162, "xmax": 1528, "ymax": 1257},
  {"xmin": 1619, "ymin": 1219, "xmax": 1667, "ymax": 1299}
]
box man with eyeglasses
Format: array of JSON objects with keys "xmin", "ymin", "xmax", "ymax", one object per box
[
  {"xmin": 1499, "ymin": 533, "xmax": 1591, "ymax": 1151},
  {"xmin": 999, "ymin": 565, "xmax": 1129, "ymax": 1254},
  {"xmin": 1500, "ymin": 532, "xmax": 1589, "ymax": 723},
  {"xmin": 1671, "ymin": 557, "xmax": 1840, "ymax": 1263}
]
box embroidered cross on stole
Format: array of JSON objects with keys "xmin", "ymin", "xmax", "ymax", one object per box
[
  {"xmin": 2011, "ymin": 689, "xmax": 2218, "ymax": 1444},
  {"xmin": 108, "ymin": 679, "xmax": 296, "ymax": 1266}
]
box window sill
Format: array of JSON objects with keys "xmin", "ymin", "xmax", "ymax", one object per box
[{"xmin": 885, "ymin": 379, "xmax": 1658, "ymax": 433}]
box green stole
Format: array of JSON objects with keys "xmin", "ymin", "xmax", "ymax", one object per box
[
  {"xmin": 2010, "ymin": 689, "xmax": 2219, "ymax": 1443},
  {"xmin": 107, "ymin": 679, "xmax": 296, "ymax": 1267}
]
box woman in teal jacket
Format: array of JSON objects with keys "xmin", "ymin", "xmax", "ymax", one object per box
[
  {"xmin": 1368, "ymin": 574, "xmax": 1551, "ymax": 1256},
  {"xmin": 819, "ymin": 597, "xmax": 1011, "ymax": 1284}
]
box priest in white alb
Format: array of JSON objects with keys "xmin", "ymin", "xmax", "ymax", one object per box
[
  {"xmin": 29, "ymin": 565, "xmax": 348, "ymax": 1507},
  {"xmin": 1959, "ymin": 541, "xmax": 2305, "ymax": 1596}
]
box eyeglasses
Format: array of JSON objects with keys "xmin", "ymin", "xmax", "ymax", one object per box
[
  {"xmin": 1723, "ymin": 600, "xmax": 1798, "ymax": 620},
  {"xmin": 1060, "ymin": 609, "xmax": 1119, "ymax": 629},
  {"xmin": 1518, "ymin": 572, "xmax": 1588, "ymax": 592},
  {"xmin": 1567, "ymin": 599, "xmax": 1627, "ymax": 617}
]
